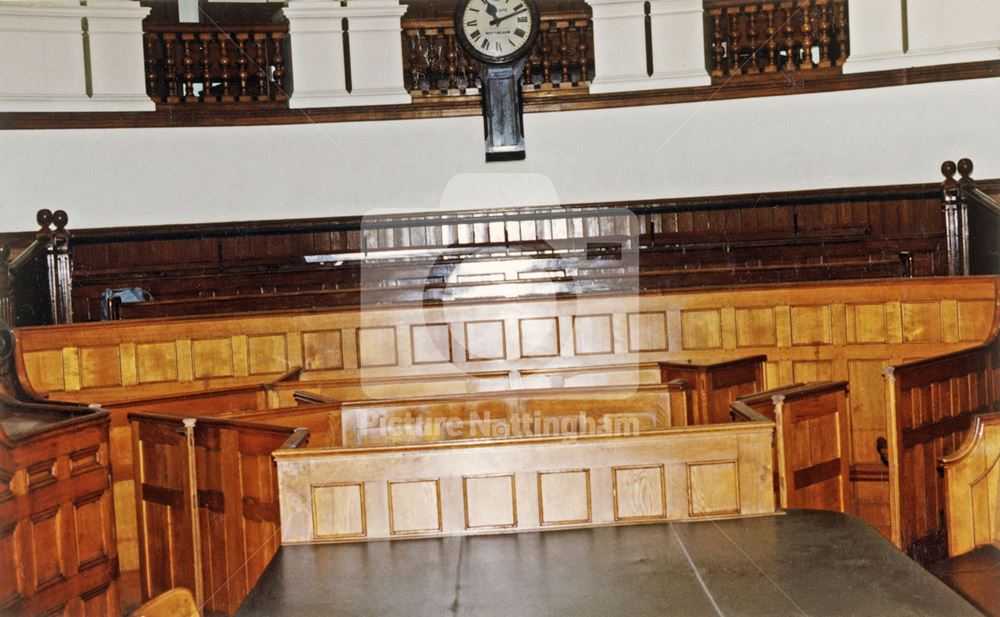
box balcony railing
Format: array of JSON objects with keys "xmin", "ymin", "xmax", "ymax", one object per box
[
  {"xmin": 402, "ymin": 10, "xmax": 593, "ymax": 97},
  {"xmin": 143, "ymin": 23, "xmax": 289, "ymax": 105},
  {"xmin": 706, "ymin": 0, "xmax": 848, "ymax": 78}
]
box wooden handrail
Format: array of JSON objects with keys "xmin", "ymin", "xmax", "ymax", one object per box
[
  {"xmin": 730, "ymin": 400, "xmax": 769, "ymax": 423},
  {"xmin": 279, "ymin": 427, "xmax": 311, "ymax": 450},
  {"xmin": 142, "ymin": 22, "xmax": 289, "ymax": 34}
]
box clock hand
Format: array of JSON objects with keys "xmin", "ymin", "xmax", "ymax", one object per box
[
  {"xmin": 490, "ymin": 7, "xmax": 527, "ymax": 26},
  {"xmin": 483, "ymin": 0, "xmax": 499, "ymax": 21}
]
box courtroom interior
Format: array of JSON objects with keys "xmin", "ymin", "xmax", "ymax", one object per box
[{"xmin": 2, "ymin": 0, "xmax": 1000, "ymax": 615}]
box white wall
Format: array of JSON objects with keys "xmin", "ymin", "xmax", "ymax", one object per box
[{"xmin": 2, "ymin": 76, "xmax": 999, "ymax": 232}]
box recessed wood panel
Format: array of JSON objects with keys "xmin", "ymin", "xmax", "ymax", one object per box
[
  {"xmin": 30, "ymin": 507, "xmax": 65, "ymax": 590},
  {"xmin": 464, "ymin": 320, "xmax": 506, "ymax": 361},
  {"xmin": 627, "ymin": 312, "xmax": 668, "ymax": 352},
  {"xmin": 681, "ymin": 310, "xmax": 722, "ymax": 350},
  {"xmin": 790, "ymin": 306, "xmax": 832, "ymax": 345},
  {"xmin": 735, "ymin": 307, "xmax": 776, "ymax": 347},
  {"xmin": 573, "ymin": 314, "xmax": 614, "ymax": 355},
  {"xmin": 463, "ymin": 474, "xmax": 517, "ymax": 529},
  {"xmin": 519, "ymin": 318, "xmax": 560, "ymax": 358},
  {"xmin": 248, "ymin": 334, "xmax": 288, "ymax": 375},
  {"xmin": 191, "ymin": 338, "xmax": 234, "ymax": 379},
  {"xmin": 136, "ymin": 342, "xmax": 178, "ymax": 384},
  {"xmin": 687, "ymin": 461, "xmax": 740, "ymax": 517},
  {"xmin": 22, "ymin": 350, "xmax": 65, "ymax": 392},
  {"xmin": 312, "ymin": 483, "xmax": 366, "ymax": 539},
  {"xmin": 75, "ymin": 493, "xmax": 109, "ymax": 569},
  {"xmin": 538, "ymin": 469, "xmax": 591, "ymax": 525},
  {"xmin": 79, "ymin": 346, "xmax": 122, "ymax": 389},
  {"xmin": 302, "ymin": 330, "xmax": 343, "ymax": 370},
  {"xmin": 792, "ymin": 361, "xmax": 834, "ymax": 383},
  {"xmin": 613, "ymin": 465, "xmax": 666, "ymax": 521},
  {"xmin": 958, "ymin": 300, "xmax": 994, "ymax": 342},
  {"xmin": 388, "ymin": 479, "xmax": 441, "ymax": 535},
  {"xmin": 411, "ymin": 324, "xmax": 452, "ymax": 364},
  {"xmin": 846, "ymin": 304, "xmax": 888, "ymax": 344},
  {"xmin": 0, "ymin": 528, "xmax": 17, "ymax": 607},
  {"xmin": 357, "ymin": 327, "xmax": 399, "ymax": 368},
  {"xmin": 902, "ymin": 302, "xmax": 943, "ymax": 343}
]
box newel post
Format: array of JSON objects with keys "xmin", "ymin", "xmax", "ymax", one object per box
[
  {"xmin": 941, "ymin": 160, "xmax": 965, "ymax": 276},
  {"xmin": 0, "ymin": 243, "xmax": 11, "ymax": 330},
  {"xmin": 37, "ymin": 209, "xmax": 74, "ymax": 324},
  {"xmin": 956, "ymin": 158, "xmax": 975, "ymax": 277}
]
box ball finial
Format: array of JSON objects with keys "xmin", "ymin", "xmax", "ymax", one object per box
[
  {"xmin": 941, "ymin": 160, "xmax": 957, "ymax": 179},
  {"xmin": 52, "ymin": 210, "xmax": 68, "ymax": 230},
  {"xmin": 0, "ymin": 242, "xmax": 9, "ymax": 262},
  {"xmin": 957, "ymin": 158, "xmax": 974, "ymax": 178},
  {"xmin": 36, "ymin": 208, "xmax": 52, "ymax": 229}
]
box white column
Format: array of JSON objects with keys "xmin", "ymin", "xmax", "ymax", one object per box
[
  {"xmin": 841, "ymin": 0, "xmax": 908, "ymax": 73},
  {"xmin": 84, "ymin": 0, "xmax": 154, "ymax": 111},
  {"xmin": 904, "ymin": 0, "xmax": 1000, "ymax": 67},
  {"xmin": 284, "ymin": 0, "xmax": 409, "ymax": 109},
  {"xmin": 585, "ymin": 0, "xmax": 650, "ymax": 94},
  {"xmin": 648, "ymin": 0, "xmax": 710, "ymax": 89},
  {"xmin": 284, "ymin": 0, "xmax": 350, "ymax": 108},
  {"xmin": 0, "ymin": 1, "xmax": 91, "ymax": 111},
  {"xmin": 844, "ymin": 0, "xmax": 1000, "ymax": 74},
  {"xmin": 341, "ymin": 0, "xmax": 409, "ymax": 105}
]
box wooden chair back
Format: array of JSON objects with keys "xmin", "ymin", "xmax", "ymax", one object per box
[{"xmin": 130, "ymin": 587, "xmax": 200, "ymax": 617}]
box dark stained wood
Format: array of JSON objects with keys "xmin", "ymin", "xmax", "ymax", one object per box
[
  {"xmin": 2, "ymin": 59, "xmax": 998, "ymax": 130},
  {"xmin": 661, "ymin": 355, "xmax": 765, "ymax": 425}
]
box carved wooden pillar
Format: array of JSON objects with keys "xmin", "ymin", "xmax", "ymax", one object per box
[
  {"xmin": 37, "ymin": 208, "xmax": 74, "ymax": 324},
  {"xmin": 940, "ymin": 160, "xmax": 964, "ymax": 276},
  {"xmin": 956, "ymin": 158, "xmax": 975, "ymax": 276}
]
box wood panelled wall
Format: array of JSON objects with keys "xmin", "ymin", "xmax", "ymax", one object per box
[
  {"xmin": 62, "ymin": 186, "xmax": 949, "ymax": 321},
  {"xmin": 941, "ymin": 412, "xmax": 1000, "ymax": 557},
  {"xmin": 274, "ymin": 420, "xmax": 775, "ymax": 544}
]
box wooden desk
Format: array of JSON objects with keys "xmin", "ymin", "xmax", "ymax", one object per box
[{"xmin": 237, "ymin": 510, "xmax": 977, "ymax": 616}]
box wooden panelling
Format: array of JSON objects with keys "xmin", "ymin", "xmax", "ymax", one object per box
[
  {"xmin": 885, "ymin": 322, "xmax": 1000, "ymax": 554},
  {"xmin": 247, "ymin": 335, "xmax": 287, "ymax": 375},
  {"xmin": 130, "ymin": 413, "xmax": 304, "ymax": 616},
  {"xmin": 136, "ymin": 342, "xmax": 178, "ymax": 384},
  {"xmin": 192, "ymin": 338, "xmax": 234, "ymax": 379},
  {"xmin": 941, "ymin": 413, "xmax": 1000, "ymax": 557},
  {"xmin": 681, "ymin": 309, "xmax": 722, "ymax": 350},
  {"xmin": 573, "ymin": 314, "xmax": 613, "ymax": 356},
  {"xmin": 846, "ymin": 304, "xmax": 888, "ymax": 344},
  {"xmin": 519, "ymin": 318, "xmax": 559, "ymax": 358},
  {"xmin": 357, "ymin": 327, "xmax": 398, "ymax": 368},
  {"xmin": 276, "ymin": 420, "xmax": 775, "ymax": 544},
  {"xmin": 959, "ymin": 301, "xmax": 995, "ymax": 342},
  {"xmin": 790, "ymin": 306, "xmax": 832, "ymax": 346},
  {"xmin": 411, "ymin": 324, "xmax": 452, "ymax": 364},
  {"xmin": 312, "ymin": 483, "xmax": 366, "ymax": 539},
  {"xmin": 735, "ymin": 307, "xmax": 776, "ymax": 347},
  {"xmin": 302, "ymin": 330, "xmax": 343, "ymax": 371},
  {"xmin": 902, "ymin": 302, "xmax": 944, "ymax": 343},
  {"xmin": 0, "ymin": 401, "xmax": 119, "ymax": 617},
  {"xmin": 627, "ymin": 312, "xmax": 668, "ymax": 352},
  {"xmin": 463, "ymin": 474, "xmax": 517, "ymax": 529},
  {"xmin": 612, "ymin": 465, "xmax": 666, "ymax": 521},
  {"xmin": 463, "ymin": 321, "xmax": 506, "ymax": 362},
  {"xmin": 80, "ymin": 346, "xmax": 122, "ymax": 389},
  {"xmin": 388, "ymin": 479, "xmax": 442, "ymax": 535}
]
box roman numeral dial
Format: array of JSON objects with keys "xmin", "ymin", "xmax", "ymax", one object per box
[{"xmin": 458, "ymin": 0, "xmax": 537, "ymax": 62}]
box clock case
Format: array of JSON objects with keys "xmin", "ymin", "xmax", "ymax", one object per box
[{"xmin": 454, "ymin": 0, "xmax": 541, "ymax": 161}]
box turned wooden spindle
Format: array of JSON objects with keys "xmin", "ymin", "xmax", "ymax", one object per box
[
  {"xmin": 0, "ymin": 242, "xmax": 11, "ymax": 331},
  {"xmin": 254, "ymin": 35, "xmax": 268, "ymax": 99},
  {"xmin": 800, "ymin": 2, "xmax": 814, "ymax": 70},
  {"xmin": 164, "ymin": 34, "xmax": 179, "ymax": 102},
  {"xmin": 198, "ymin": 34, "xmax": 213, "ymax": 102},
  {"xmin": 783, "ymin": 3, "xmax": 796, "ymax": 70},
  {"xmin": 576, "ymin": 24, "xmax": 589, "ymax": 83},
  {"xmin": 764, "ymin": 4, "xmax": 778, "ymax": 73},
  {"xmin": 218, "ymin": 33, "xmax": 233, "ymax": 101},
  {"xmin": 816, "ymin": 1, "xmax": 832, "ymax": 67},
  {"xmin": 406, "ymin": 33, "xmax": 419, "ymax": 92},
  {"xmin": 710, "ymin": 11, "xmax": 724, "ymax": 77},
  {"xmin": 541, "ymin": 25, "xmax": 552, "ymax": 86},
  {"xmin": 237, "ymin": 33, "xmax": 251, "ymax": 101},
  {"xmin": 728, "ymin": 11, "xmax": 741, "ymax": 73},
  {"xmin": 746, "ymin": 7, "xmax": 758, "ymax": 72},
  {"xmin": 446, "ymin": 34, "xmax": 458, "ymax": 91},
  {"xmin": 182, "ymin": 36, "xmax": 197, "ymax": 101},
  {"xmin": 271, "ymin": 33, "xmax": 286, "ymax": 98},
  {"xmin": 559, "ymin": 24, "xmax": 571, "ymax": 85},
  {"xmin": 835, "ymin": 1, "xmax": 848, "ymax": 63},
  {"xmin": 145, "ymin": 33, "xmax": 159, "ymax": 99}
]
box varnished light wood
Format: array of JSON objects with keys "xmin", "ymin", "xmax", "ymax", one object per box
[
  {"xmin": 129, "ymin": 587, "xmax": 200, "ymax": 617},
  {"xmin": 941, "ymin": 412, "xmax": 1000, "ymax": 557},
  {"xmin": 274, "ymin": 418, "xmax": 775, "ymax": 544}
]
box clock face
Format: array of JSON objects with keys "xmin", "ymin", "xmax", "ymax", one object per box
[{"xmin": 457, "ymin": 0, "xmax": 538, "ymax": 64}]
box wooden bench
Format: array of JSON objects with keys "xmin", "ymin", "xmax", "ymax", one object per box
[{"xmin": 929, "ymin": 412, "xmax": 1000, "ymax": 615}]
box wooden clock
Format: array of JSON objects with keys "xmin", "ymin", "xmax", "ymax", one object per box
[{"xmin": 455, "ymin": 0, "xmax": 540, "ymax": 161}]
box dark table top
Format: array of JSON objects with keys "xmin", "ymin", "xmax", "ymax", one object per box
[{"xmin": 238, "ymin": 510, "xmax": 979, "ymax": 616}]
